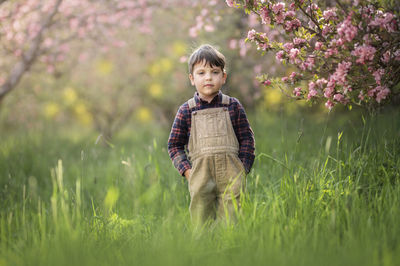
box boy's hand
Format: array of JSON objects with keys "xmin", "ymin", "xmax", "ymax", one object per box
[{"xmin": 184, "ymin": 169, "xmax": 191, "ymax": 180}]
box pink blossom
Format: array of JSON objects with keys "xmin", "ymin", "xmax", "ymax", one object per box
[
  {"xmin": 308, "ymin": 89, "xmax": 318, "ymax": 99},
  {"xmin": 333, "ymin": 93, "xmax": 344, "ymax": 102},
  {"xmin": 351, "ymin": 44, "xmax": 376, "ymax": 64},
  {"xmin": 375, "ymin": 86, "xmax": 390, "ymax": 102},
  {"xmin": 257, "ymin": 42, "xmax": 270, "ymax": 50},
  {"xmin": 395, "ymin": 50, "xmax": 400, "ymax": 61},
  {"xmin": 325, "ymin": 100, "xmax": 335, "ymax": 110},
  {"xmin": 260, "ymin": 7, "xmax": 271, "ymax": 24},
  {"xmin": 323, "ymin": 8, "xmax": 338, "ymax": 21},
  {"xmin": 289, "ymin": 48, "xmax": 300, "ymax": 62},
  {"xmin": 289, "ymin": 72, "xmax": 297, "ymax": 79},
  {"xmin": 358, "ymin": 91, "xmax": 364, "ymax": 100},
  {"xmin": 272, "ymin": 2, "xmax": 285, "ymax": 14},
  {"xmin": 226, "ymin": 0, "xmax": 235, "ymax": 7},
  {"xmin": 306, "ymin": 3, "xmax": 319, "ymax": 13},
  {"xmin": 276, "ymin": 50, "xmax": 285, "ymax": 61},
  {"xmin": 285, "ymin": 11, "xmax": 296, "ymax": 18},
  {"xmin": 293, "ymin": 87, "xmax": 302, "ymax": 96},
  {"xmin": 324, "ymin": 81, "xmax": 336, "ymax": 98},
  {"xmin": 337, "ymin": 15, "xmax": 358, "ymax": 42},
  {"xmin": 381, "ymin": 50, "xmax": 390, "ymax": 63},
  {"xmin": 204, "ymin": 24, "xmax": 215, "ymax": 32},
  {"xmin": 322, "ymin": 25, "xmax": 332, "ymax": 37},
  {"xmin": 229, "ymin": 39, "xmax": 238, "ymax": 49},
  {"xmin": 247, "ymin": 29, "xmax": 257, "ymax": 41},
  {"xmin": 283, "ymin": 42, "xmax": 294, "ymax": 51},
  {"xmin": 284, "ymin": 19, "xmax": 301, "ymax": 31},
  {"xmin": 315, "ymin": 42, "xmax": 323, "ymax": 50},
  {"xmin": 369, "ymin": 12, "xmax": 397, "ymax": 33},
  {"xmin": 307, "ymin": 81, "xmax": 318, "ymax": 99},
  {"xmin": 316, "ymin": 78, "xmax": 328, "ymax": 88},
  {"xmin": 293, "ymin": 38, "xmax": 306, "ymax": 46},
  {"xmin": 281, "ymin": 77, "xmax": 289, "ymax": 82},
  {"xmin": 331, "ymin": 61, "xmax": 352, "ymax": 85},
  {"xmin": 264, "ymin": 79, "xmax": 271, "ymax": 86},
  {"xmin": 325, "ymin": 48, "xmax": 338, "ymax": 58},
  {"xmin": 303, "ymin": 57, "xmax": 315, "ymax": 70},
  {"xmin": 372, "ymin": 68, "xmax": 385, "ymax": 85},
  {"xmin": 275, "ymin": 13, "xmax": 285, "ymax": 24}
]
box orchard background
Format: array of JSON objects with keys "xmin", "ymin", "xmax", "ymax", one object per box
[{"xmin": 0, "ymin": 1, "xmax": 399, "ymax": 265}]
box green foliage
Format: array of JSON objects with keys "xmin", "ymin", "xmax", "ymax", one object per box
[{"xmin": 0, "ymin": 108, "xmax": 399, "ymax": 265}]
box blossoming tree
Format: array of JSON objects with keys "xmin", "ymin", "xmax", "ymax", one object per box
[
  {"xmin": 0, "ymin": 0, "xmax": 204, "ymax": 103},
  {"xmin": 226, "ymin": 0, "xmax": 400, "ymax": 109}
]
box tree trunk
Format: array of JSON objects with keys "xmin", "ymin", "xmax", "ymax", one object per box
[{"xmin": 0, "ymin": 0, "xmax": 63, "ymax": 103}]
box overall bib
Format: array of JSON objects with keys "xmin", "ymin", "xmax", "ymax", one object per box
[{"xmin": 187, "ymin": 95, "xmax": 245, "ymax": 224}]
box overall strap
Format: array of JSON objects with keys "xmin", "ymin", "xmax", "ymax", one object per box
[
  {"xmin": 221, "ymin": 93, "xmax": 230, "ymax": 105},
  {"xmin": 188, "ymin": 97, "xmax": 196, "ymax": 109}
]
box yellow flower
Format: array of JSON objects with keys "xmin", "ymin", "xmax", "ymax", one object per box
[
  {"xmin": 172, "ymin": 41, "xmax": 187, "ymax": 57},
  {"xmin": 136, "ymin": 107, "xmax": 152, "ymax": 123},
  {"xmin": 149, "ymin": 83, "xmax": 163, "ymax": 98},
  {"xmin": 63, "ymin": 87, "xmax": 77, "ymax": 105},
  {"xmin": 148, "ymin": 63, "xmax": 161, "ymax": 76},
  {"xmin": 44, "ymin": 102, "xmax": 60, "ymax": 119},
  {"xmin": 264, "ymin": 88, "xmax": 283, "ymax": 108},
  {"xmin": 73, "ymin": 102, "xmax": 93, "ymax": 126},
  {"xmin": 159, "ymin": 58, "xmax": 172, "ymax": 72},
  {"xmin": 96, "ymin": 59, "xmax": 114, "ymax": 76}
]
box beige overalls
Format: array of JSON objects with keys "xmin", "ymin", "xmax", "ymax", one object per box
[{"xmin": 187, "ymin": 94, "xmax": 246, "ymax": 225}]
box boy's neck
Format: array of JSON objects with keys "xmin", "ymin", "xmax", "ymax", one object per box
[{"xmin": 198, "ymin": 91, "xmax": 220, "ymax": 103}]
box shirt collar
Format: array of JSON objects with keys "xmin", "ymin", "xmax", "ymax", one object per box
[{"xmin": 194, "ymin": 91, "xmax": 222, "ymax": 105}]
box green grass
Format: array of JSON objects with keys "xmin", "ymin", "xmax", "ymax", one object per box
[{"xmin": 0, "ymin": 107, "xmax": 399, "ymax": 266}]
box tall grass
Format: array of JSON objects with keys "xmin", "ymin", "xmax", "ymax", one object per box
[{"xmin": 0, "ymin": 107, "xmax": 399, "ymax": 266}]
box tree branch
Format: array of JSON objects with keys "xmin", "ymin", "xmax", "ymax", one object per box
[{"xmin": 0, "ymin": 0, "xmax": 63, "ymax": 102}]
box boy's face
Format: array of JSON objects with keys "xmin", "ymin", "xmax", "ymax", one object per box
[{"xmin": 189, "ymin": 61, "xmax": 227, "ymax": 102}]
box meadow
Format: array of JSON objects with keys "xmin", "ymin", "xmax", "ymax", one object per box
[{"xmin": 0, "ymin": 107, "xmax": 399, "ymax": 266}]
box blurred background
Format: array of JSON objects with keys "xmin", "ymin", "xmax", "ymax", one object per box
[{"xmin": 0, "ymin": 0, "xmax": 329, "ymax": 138}]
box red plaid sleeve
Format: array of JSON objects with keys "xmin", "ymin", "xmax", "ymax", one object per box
[
  {"xmin": 230, "ymin": 98, "xmax": 255, "ymax": 174},
  {"xmin": 167, "ymin": 103, "xmax": 191, "ymax": 176}
]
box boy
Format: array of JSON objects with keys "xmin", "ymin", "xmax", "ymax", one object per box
[{"xmin": 167, "ymin": 44, "xmax": 255, "ymax": 225}]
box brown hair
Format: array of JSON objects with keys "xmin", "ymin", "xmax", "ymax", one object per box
[{"xmin": 188, "ymin": 44, "xmax": 226, "ymax": 74}]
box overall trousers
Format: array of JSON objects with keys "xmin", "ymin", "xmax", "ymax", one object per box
[{"xmin": 187, "ymin": 95, "xmax": 246, "ymax": 225}]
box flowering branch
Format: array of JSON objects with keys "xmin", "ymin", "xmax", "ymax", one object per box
[{"xmin": 226, "ymin": 0, "xmax": 400, "ymax": 109}]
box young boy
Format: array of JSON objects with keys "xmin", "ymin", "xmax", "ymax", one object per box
[{"xmin": 168, "ymin": 44, "xmax": 255, "ymax": 225}]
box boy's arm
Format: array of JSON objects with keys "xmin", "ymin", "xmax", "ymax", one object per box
[
  {"xmin": 167, "ymin": 104, "xmax": 191, "ymax": 177},
  {"xmin": 232, "ymin": 99, "xmax": 255, "ymax": 174}
]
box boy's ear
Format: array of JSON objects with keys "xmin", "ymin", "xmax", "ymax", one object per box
[
  {"xmin": 223, "ymin": 72, "xmax": 227, "ymax": 84},
  {"xmin": 189, "ymin": 73, "xmax": 195, "ymax": 86}
]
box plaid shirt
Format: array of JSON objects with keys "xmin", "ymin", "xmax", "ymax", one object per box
[{"xmin": 168, "ymin": 91, "xmax": 255, "ymax": 176}]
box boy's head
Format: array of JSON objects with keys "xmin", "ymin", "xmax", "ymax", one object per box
[
  {"xmin": 188, "ymin": 44, "xmax": 226, "ymax": 74},
  {"xmin": 188, "ymin": 44, "xmax": 227, "ymax": 102}
]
